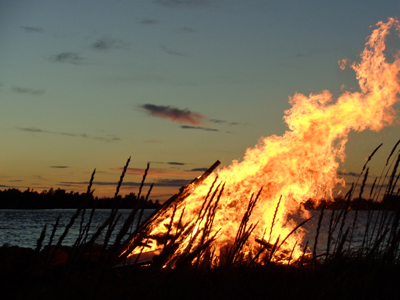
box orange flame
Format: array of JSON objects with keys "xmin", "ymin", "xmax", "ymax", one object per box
[{"xmin": 125, "ymin": 18, "xmax": 400, "ymax": 267}]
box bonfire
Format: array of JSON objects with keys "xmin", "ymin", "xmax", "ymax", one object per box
[{"xmin": 118, "ymin": 18, "xmax": 400, "ymax": 269}]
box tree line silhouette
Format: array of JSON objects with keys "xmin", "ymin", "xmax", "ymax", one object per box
[
  {"xmin": 1, "ymin": 187, "xmax": 398, "ymax": 210},
  {"xmin": 302, "ymin": 194, "xmax": 400, "ymax": 210},
  {"xmin": 0, "ymin": 187, "xmax": 161, "ymax": 209}
]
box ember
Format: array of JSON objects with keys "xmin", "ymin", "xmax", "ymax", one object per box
[{"xmin": 120, "ymin": 18, "xmax": 400, "ymax": 268}]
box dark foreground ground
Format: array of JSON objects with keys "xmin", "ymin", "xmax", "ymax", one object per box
[{"xmin": 1, "ymin": 245, "xmax": 400, "ymax": 300}]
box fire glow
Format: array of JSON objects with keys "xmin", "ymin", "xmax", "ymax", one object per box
[{"xmin": 121, "ymin": 18, "xmax": 400, "ymax": 267}]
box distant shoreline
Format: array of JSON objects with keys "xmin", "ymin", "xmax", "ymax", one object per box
[
  {"xmin": 0, "ymin": 187, "xmax": 161, "ymax": 210},
  {"xmin": 2, "ymin": 187, "xmax": 399, "ymax": 210}
]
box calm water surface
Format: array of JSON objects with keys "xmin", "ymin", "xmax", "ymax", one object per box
[
  {"xmin": 0, "ymin": 209, "xmax": 154, "ymax": 248},
  {"xmin": 0, "ymin": 209, "xmax": 389, "ymax": 255}
]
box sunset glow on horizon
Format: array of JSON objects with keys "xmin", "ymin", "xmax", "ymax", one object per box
[{"xmin": 2, "ymin": 1, "xmax": 400, "ymax": 201}]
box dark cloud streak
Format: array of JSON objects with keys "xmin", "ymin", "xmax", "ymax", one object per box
[
  {"xmin": 209, "ymin": 119, "xmax": 240, "ymax": 126},
  {"xmin": 61, "ymin": 179, "xmax": 192, "ymax": 187},
  {"xmin": 50, "ymin": 52, "xmax": 86, "ymax": 65},
  {"xmin": 174, "ymin": 27, "xmax": 197, "ymax": 33},
  {"xmin": 168, "ymin": 162, "xmax": 185, "ymax": 166},
  {"xmin": 141, "ymin": 104, "xmax": 206, "ymax": 125},
  {"xmin": 18, "ymin": 127, "xmax": 47, "ymax": 133},
  {"xmin": 154, "ymin": 0, "xmax": 209, "ymax": 8},
  {"xmin": 91, "ymin": 37, "xmax": 128, "ymax": 51},
  {"xmin": 180, "ymin": 125, "xmax": 218, "ymax": 132},
  {"xmin": 160, "ymin": 45, "xmax": 185, "ymax": 57},
  {"xmin": 337, "ymin": 171, "xmax": 360, "ymax": 177},
  {"xmin": 189, "ymin": 168, "xmax": 208, "ymax": 172},
  {"xmin": 17, "ymin": 127, "xmax": 120, "ymax": 142},
  {"xmin": 12, "ymin": 87, "xmax": 45, "ymax": 96},
  {"xmin": 20, "ymin": 26, "xmax": 44, "ymax": 33}
]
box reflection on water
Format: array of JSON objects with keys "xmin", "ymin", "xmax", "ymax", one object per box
[
  {"xmin": 0, "ymin": 209, "xmax": 394, "ymax": 256},
  {"xmin": 302, "ymin": 209, "xmax": 391, "ymax": 256},
  {"xmin": 0, "ymin": 209, "xmax": 154, "ymax": 248}
]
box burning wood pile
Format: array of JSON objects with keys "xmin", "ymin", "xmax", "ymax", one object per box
[
  {"xmin": 117, "ymin": 18, "xmax": 400, "ymax": 270},
  {"xmin": 117, "ymin": 160, "xmax": 311, "ymax": 269}
]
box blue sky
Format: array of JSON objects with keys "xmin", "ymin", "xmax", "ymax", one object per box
[{"xmin": 1, "ymin": 0, "xmax": 400, "ymax": 200}]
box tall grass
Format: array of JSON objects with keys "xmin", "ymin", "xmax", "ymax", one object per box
[{"xmin": 2, "ymin": 141, "xmax": 400, "ymax": 300}]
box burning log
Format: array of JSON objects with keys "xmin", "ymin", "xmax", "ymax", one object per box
[
  {"xmin": 117, "ymin": 160, "xmax": 221, "ymax": 265},
  {"xmin": 139, "ymin": 159, "xmax": 221, "ymax": 233}
]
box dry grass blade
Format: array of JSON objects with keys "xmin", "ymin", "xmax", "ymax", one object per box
[
  {"xmin": 386, "ymin": 138, "xmax": 400, "ymax": 166},
  {"xmin": 277, "ymin": 217, "xmax": 313, "ymax": 253},
  {"xmin": 115, "ymin": 157, "xmax": 131, "ymax": 200},
  {"xmin": 137, "ymin": 162, "xmax": 150, "ymax": 201},
  {"xmin": 287, "ymin": 241, "xmax": 298, "ymax": 266},
  {"xmin": 326, "ymin": 209, "xmax": 335, "ymax": 260},
  {"xmin": 36, "ymin": 224, "xmax": 47, "ymax": 252},
  {"xmin": 87, "ymin": 168, "xmax": 96, "ymax": 194},
  {"xmin": 370, "ymin": 177, "xmax": 377, "ymax": 198},
  {"xmin": 47, "ymin": 215, "xmax": 60, "ymax": 248},
  {"xmin": 123, "ymin": 160, "xmax": 221, "ymax": 255},
  {"xmin": 100, "ymin": 157, "xmax": 131, "ymax": 258},
  {"xmin": 362, "ymin": 143, "xmax": 383, "ymax": 172},
  {"xmin": 298, "ymin": 241, "xmax": 309, "ymax": 267},
  {"xmin": 136, "ymin": 182, "xmax": 154, "ymax": 230},
  {"xmin": 313, "ymin": 206, "xmax": 325, "ymax": 264},
  {"xmin": 387, "ymin": 153, "xmax": 400, "ymax": 195},
  {"xmin": 199, "ymin": 182, "xmax": 225, "ymax": 246},
  {"xmin": 269, "ymin": 195, "xmax": 282, "ymax": 242},
  {"xmin": 176, "ymin": 230, "xmax": 220, "ymax": 269},
  {"xmin": 332, "ymin": 227, "xmax": 350, "ymax": 261},
  {"xmin": 348, "ymin": 168, "xmax": 370, "ymax": 250},
  {"xmin": 265, "ymin": 236, "xmax": 280, "ymax": 265},
  {"xmin": 226, "ymin": 188, "xmax": 262, "ymax": 266}
]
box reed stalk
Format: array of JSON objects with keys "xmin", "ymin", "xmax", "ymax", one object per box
[
  {"xmin": 269, "ymin": 195, "xmax": 282, "ymax": 243},
  {"xmin": 313, "ymin": 206, "xmax": 325, "ymax": 265},
  {"xmin": 326, "ymin": 209, "xmax": 335, "ymax": 260},
  {"xmin": 348, "ymin": 167, "xmax": 369, "ymax": 251}
]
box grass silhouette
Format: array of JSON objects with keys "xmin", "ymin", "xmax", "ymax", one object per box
[{"xmin": 1, "ymin": 141, "xmax": 400, "ymax": 300}]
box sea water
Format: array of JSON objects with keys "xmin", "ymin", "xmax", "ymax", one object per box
[
  {"xmin": 0, "ymin": 208, "xmax": 154, "ymax": 249},
  {"xmin": 0, "ymin": 209, "xmax": 391, "ymax": 256}
]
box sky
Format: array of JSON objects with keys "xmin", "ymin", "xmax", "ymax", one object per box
[{"xmin": 1, "ymin": 0, "xmax": 400, "ymax": 201}]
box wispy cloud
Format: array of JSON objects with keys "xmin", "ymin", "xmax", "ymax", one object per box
[
  {"xmin": 90, "ymin": 37, "xmax": 129, "ymax": 51},
  {"xmin": 17, "ymin": 127, "xmax": 120, "ymax": 142},
  {"xmin": 11, "ymin": 86, "xmax": 45, "ymax": 96},
  {"xmin": 155, "ymin": 179, "xmax": 192, "ymax": 187},
  {"xmin": 50, "ymin": 166, "xmax": 69, "ymax": 169},
  {"xmin": 174, "ymin": 27, "xmax": 197, "ymax": 33},
  {"xmin": 337, "ymin": 171, "xmax": 360, "ymax": 177},
  {"xmin": 154, "ymin": 0, "xmax": 210, "ymax": 8},
  {"xmin": 94, "ymin": 136, "xmax": 121, "ymax": 142},
  {"xmin": 209, "ymin": 119, "xmax": 239, "ymax": 126},
  {"xmin": 180, "ymin": 125, "xmax": 218, "ymax": 132},
  {"xmin": 60, "ymin": 179, "xmax": 192, "ymax": 188},
  {"xmin": 18, "ymin": 127, "xmax": 47, "ymax": 133},
  {"xmin": 160, "ymin": 45, "xmax": 185, "ymax": 57},
  {"xmin": 168, "ymin": 162, "xmax": 185, "ymax": 166},
  {"xmin": 49, "ymin": 52, "xmax": 86, "ymax": 65},
  {"xmin": 139, "ymin": 19, "xmax": 161, "ymax": 25},
  {"xmin": 141, "ymin": 104, "xmax": 206, "ymax": 125},
  {"xmin": 20, "ymin": 26, "xmax": 44, "ymax": 33},
  {"xmin": 112, "ymin": 166, "xmax": 203, "ymax": 178},
  {"xmin": 189, "ymin": 167, "xmax": 208, "ymax": 172}
]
